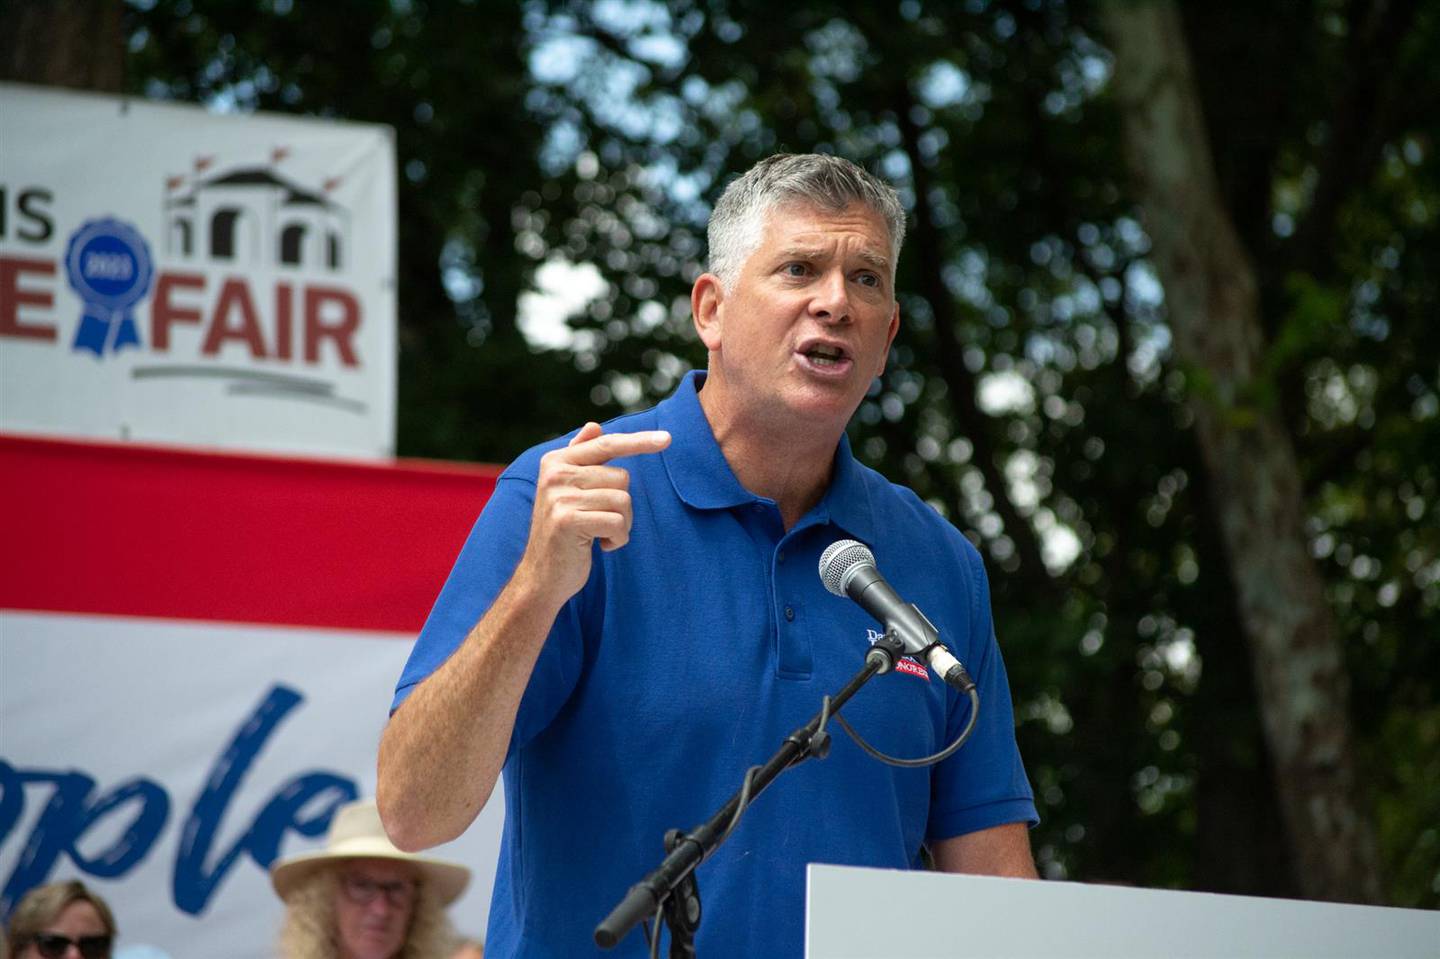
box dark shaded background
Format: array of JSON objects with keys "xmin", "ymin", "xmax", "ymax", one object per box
[{"xmin": 6, "ymin": 0, "xmax": 1435, "ymax": 907}]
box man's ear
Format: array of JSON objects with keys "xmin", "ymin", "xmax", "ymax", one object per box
[{"xmin": 692, "ymin": 273, "xmax": 724, "ymax": 351}]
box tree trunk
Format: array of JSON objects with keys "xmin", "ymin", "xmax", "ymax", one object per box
[
  {"xmin": 1187, "ymin": 460, "xmax": 1298, "ymax": 897},
  {"xmin": 1099, "ymin": 0, "xmax": 1382, "ymax": 904},
  {"xmin": 0, "ymin": 0, "xmax": 124, "ymax": 92}
]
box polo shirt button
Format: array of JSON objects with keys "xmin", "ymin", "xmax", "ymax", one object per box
[
  {"xmin": 777, "ymin": 550, "xmax": 787, "ymax": 564},
  {"xmin": 784, "ymin": 605, "xmax": 795, "ymax": 621}
]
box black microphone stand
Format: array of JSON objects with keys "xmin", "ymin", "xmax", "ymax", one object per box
[{"xmin": 593, "ymin": 634, "xmax": 907, "ymax": 956}]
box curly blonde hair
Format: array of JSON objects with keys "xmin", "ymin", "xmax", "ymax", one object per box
[{"xmin": 276, "ymin": 866, "xmax": 459, "ymax": 959}]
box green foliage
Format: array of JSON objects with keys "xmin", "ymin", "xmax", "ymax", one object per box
[{"xmin": 124, "ymin": 0, "xmax": 1438, "ymax": 906}]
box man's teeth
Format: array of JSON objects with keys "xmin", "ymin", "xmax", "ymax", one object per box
[{"xmin": 806, "ymin": 346, "xmax": 844, "ymax": 366}]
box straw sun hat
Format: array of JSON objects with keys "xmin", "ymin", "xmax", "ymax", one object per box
[{"xmin": 270, "ymin": 798, "xmax": 470, "ymax": 905}]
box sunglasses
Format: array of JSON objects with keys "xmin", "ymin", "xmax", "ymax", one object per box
[{"xmin": 28, "ymin": 934, "xmax": 112, "ymax": 959}]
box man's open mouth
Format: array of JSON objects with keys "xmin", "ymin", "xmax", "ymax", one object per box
[{"xmin": 803, "ymin": 344, "xmax": 847, "ymax": 367}]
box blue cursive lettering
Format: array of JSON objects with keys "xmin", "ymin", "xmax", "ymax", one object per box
[{"xmin": 0, "ymin": 683, "xmax": 358, "ymax": 920}]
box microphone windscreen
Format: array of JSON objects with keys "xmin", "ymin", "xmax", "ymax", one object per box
[{"xmin": 818, "ymin": 539, "xmax": 875, "ymax": 596}]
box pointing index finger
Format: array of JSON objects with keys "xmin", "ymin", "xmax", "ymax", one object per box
[
  {"xmin": 563, "ymin": 429, "xmax": 671, "ymax": 465},
  {"xmin": 567, "ymin": 421, "xmax": 603, "ymax": 448}
]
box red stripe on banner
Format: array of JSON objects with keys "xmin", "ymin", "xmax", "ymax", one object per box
[{"xmin": 0, "ymin": 434, "xmax": 500, "ymax": 632}]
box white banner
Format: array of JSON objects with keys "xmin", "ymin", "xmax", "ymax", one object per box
[
  {"xmin": 0, "ymin": 83, "xmax": 397, "ymax": 459},
  {"xmin": 0, "ymin": 612, "xmax": 502, "ymax": 957}
]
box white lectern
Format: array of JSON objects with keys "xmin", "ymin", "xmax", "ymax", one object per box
[{"xmin": 806, "ymin": 864, "xmax": 1439, "ymax": 958}]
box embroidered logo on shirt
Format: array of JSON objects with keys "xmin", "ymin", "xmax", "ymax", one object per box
[{"xmin": 866, "ymin": 628, "xmax": 930, "ymax": 681}]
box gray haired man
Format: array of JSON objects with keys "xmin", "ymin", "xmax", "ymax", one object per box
[{"xmin": 379, "ymin": 153, "xmax": 1038, "ymax": 957}]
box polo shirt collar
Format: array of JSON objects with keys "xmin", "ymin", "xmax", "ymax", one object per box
[
  {"xmin": 657, "ymin": 371, "xmax": 878, "ymax": 544},
  {"xmin": 657, "ymin": 371, "xmax": 753, "ymax": 510},
  {"xmin": 816, "ymin": 429, "xmax": 879, "ymax": 545}
]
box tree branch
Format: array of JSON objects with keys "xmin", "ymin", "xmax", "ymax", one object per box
[{"xmin": 892, "ymin": 82, "xmax": 1059, "ymax": 593}]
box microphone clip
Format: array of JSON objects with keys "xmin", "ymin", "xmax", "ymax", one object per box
[{"xmin": 864, "ymin": 630, "xmax": 907, "ymax": 674}]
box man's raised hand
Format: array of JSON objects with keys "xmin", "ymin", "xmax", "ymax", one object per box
[{"xmin": 518, "ymin": 421, "xmax": 671, "ymax": 606}]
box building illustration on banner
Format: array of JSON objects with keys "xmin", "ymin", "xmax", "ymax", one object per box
[{"xmin": 163, "ymin": 154, "xmax": 350, "ymax": 273}]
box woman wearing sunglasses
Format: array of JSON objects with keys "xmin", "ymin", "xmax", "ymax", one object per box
[
  {"xmin": 4, "ymin": 880, "xmax": 116, "ymax": 959},
  {"xmin": 271, "ymin": 798, "xmax": 471, "ymax": 959}
]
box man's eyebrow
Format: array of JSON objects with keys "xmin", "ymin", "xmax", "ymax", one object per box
[
  {"xmin": 855, "ymin": 248, "xmax": 891, "ymax": 272},
  {"xmin": 775, "ymin": 245, "xmax": 892, "ymax": 272}
]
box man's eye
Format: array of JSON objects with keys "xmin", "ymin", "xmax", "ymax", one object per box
[
  {"xmin": 784, "ymin": 263, "xmax": 809, "ymax": 276},
  {"xmin": 856, "ymin": 272, "xmax": 880, "ymax": 287}
]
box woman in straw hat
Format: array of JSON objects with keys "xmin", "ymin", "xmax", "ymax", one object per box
[{"xmin": 271, "ymin": 798, "xmax": 470, "ymax": 959}]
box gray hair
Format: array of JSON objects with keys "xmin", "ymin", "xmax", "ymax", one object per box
[{"xmin": 707, "ymin": 153, "xmax": 907, "ymax": 289}]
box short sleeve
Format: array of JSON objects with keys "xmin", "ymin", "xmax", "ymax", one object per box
[
  {"xmin": 389, "ymin": 472, "xmax": 586, "ymax": 755},
  {"xmin": 926, "ymin": 542, "xmax": 1038, "ymax": 840}
]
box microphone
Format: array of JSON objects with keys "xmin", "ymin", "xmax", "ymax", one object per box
[{"xmin": 818, "ymin": 539, "xmax": 975, "ymax": 692}]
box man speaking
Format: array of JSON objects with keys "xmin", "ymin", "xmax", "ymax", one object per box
[{"xmin": 378, "ymin": 154, "xmax": 1038, "ymax": 956}]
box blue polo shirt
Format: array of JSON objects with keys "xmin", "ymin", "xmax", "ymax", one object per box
[{"xmin": 393, "ymin": 371, "xmax": 1036, "ymax": 958}]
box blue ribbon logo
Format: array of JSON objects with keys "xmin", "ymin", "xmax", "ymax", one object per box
[{"xmin": 64, "ymin": 218, "xmax": 154, "ymax": 358}]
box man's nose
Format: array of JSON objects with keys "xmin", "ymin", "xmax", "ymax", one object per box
[{"xmin": 808, "ymin": 269, "xmax": 851, "ymax": 323}]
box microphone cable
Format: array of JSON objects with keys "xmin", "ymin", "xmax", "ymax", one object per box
[
  {"xmin": 713, "ymin": 677, "xmax": 977, "ymax": 865},
  {"xmin": 828, "ymin": 685, "xmax": 980, "ymax": 768}
]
